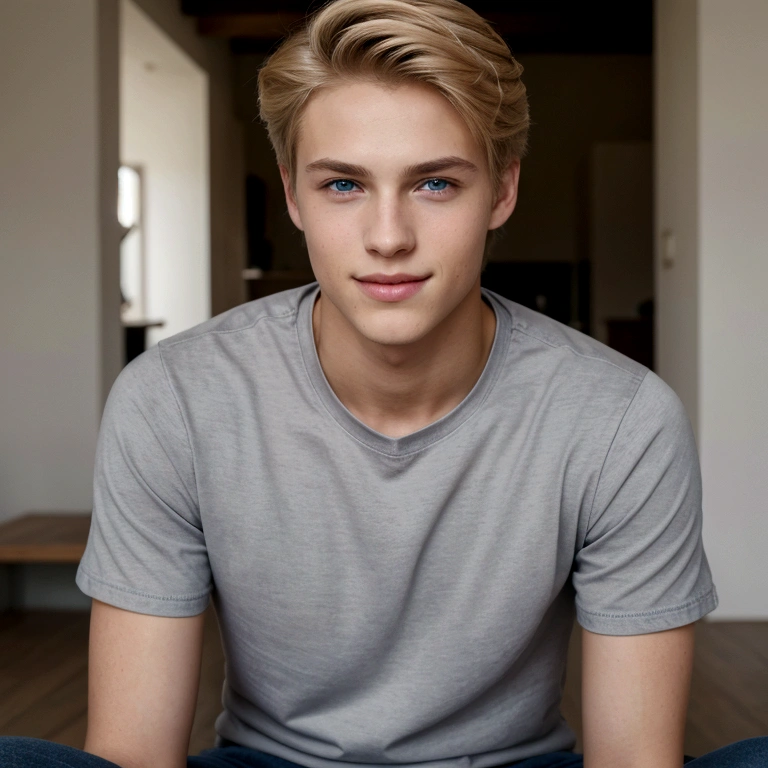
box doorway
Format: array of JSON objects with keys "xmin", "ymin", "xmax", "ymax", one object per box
[{"xmin": 120, "ymin": 0, "xmax": 210, "ymax": 351}]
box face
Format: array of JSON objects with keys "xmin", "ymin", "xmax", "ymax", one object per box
[{"xmin": 281, "ymin": 80, "xmax": 519, "ymax": 348}]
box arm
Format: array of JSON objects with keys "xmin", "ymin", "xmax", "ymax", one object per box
[
  {"xmin": 84, "ymin": 599, "xmax": 206, "ymax": 768},
  {"xmin": 581, "ymin": 623, "xmax": 694, "ymax": 768}
]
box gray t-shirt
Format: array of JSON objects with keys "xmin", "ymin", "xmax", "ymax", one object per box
[{"xmin": 77, "ymin": 285, "xmax": 717, "ymax": 768}]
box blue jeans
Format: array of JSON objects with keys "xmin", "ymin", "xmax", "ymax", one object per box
[{"xmin": 1, "ymin": 737, "xmax": 767, "ymax": 767}]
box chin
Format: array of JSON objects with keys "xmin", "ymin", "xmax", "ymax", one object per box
[{"xmin": 354, "ymin": 311, "xmax": 435, "ymax": 347}]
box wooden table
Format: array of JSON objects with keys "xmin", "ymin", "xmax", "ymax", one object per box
[
  {"xmin": 0, "ymin": 513, "xmax": 91, "ymax": 610},
  {"xmin": 0, "ymin": 513, "xmax": 91, "ymax": 564}
]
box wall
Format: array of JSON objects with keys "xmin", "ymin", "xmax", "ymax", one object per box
[
  {"xmin": 0, "ymin": 1, "xmax": 119, "ymax": 525},
  {"xmin": 655, "ymin": 0, "xmax": 700, "ymax": 429},
  {"xmin": 131, "ymin": 0, "xmax": 247, "ymax": 316},
  {"xmin": 121, "ymin": 0, "xmax": 210, "ymax": 345},
  {"xmin": 656, "ymin": 0, "xmax": 768, "ymax": 618},
  {"xmin": 698, "ymin": 0, "xmax": 768, "ymax": 618},
  {"xmin": 100, "ymin": 1, "xmax": 124, "ymax": 405}
]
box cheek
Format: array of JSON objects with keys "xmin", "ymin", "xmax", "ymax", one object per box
[
  {"xmin": 431, "ymin": 189, "xmax": 493, "ymax": 239},
  {"xmin": 434, "ymin": 213, "xmax": 490, "ymax": 276},
  {"xmin": 303, "ymin": 211, "xmax": 348, "ymax": 268}
]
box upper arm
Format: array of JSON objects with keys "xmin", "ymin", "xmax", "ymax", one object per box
[
  {"xmin": 574, "ymin": 372, "xmax": 717, "ymax": 635},
  {"xmin": 85, "ymin": 599, "xmax": 206, "ymax": 768},
  {"xmin": 77, "ymin": 349, "xmax": 211, "ymax": 618},
  {"xmin": 581, "ymin": 623, "xmax": 695, "ymax": 768}
]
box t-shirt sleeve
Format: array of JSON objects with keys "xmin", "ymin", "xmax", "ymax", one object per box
[
  {"xmin": 573, "ymin": 370, "xmax": 718, "ymax": 635},
  {"xmin": 76, "ymin": 346, "xmax": 211, "ymax": 617}
]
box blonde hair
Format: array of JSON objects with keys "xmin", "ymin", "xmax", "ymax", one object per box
[{"xmin": 258, "ymin": 0, "xmax": 529, "ymax": 192}]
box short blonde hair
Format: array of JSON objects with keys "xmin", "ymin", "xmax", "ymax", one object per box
[{"xmin": 258, "ymin": 0, "xmax": 529, "ymax": 192}]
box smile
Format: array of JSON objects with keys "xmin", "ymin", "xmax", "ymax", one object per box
[{"xmin": 354, "ymin": 273, "xmax": 430, "ymax": 302}]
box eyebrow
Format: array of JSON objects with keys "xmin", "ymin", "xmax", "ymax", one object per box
[
  {"xmin": 303, "ymin": 156, "xmax": 479, "ymax": 178},
  {"xmin": 403, "ymin": 157, "xmax": 479, "ymax": 177}
]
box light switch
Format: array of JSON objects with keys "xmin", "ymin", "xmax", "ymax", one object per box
[{"xmin": 661, "ymin": 229, "xmax": 675, "ymax": 269}]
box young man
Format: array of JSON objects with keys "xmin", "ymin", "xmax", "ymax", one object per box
[{"xmin": 2, "ymin": 1, "xmax": 767, "ymax": 767}]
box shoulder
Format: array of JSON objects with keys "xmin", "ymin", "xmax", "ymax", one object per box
[
  {"xmin": 487, "ymin": 290, "xmax": 647, "ymax": 383},
  {"xmin": 484, "ymin": 291, "xmax": 694, "ymax": 454},
  {"xmin": 158, "ymin": 283, "xmax": 314, "ymax": 351},
  {"xmin": 152, "ymin": 283, "xmax": 314, "ymax": 378},
  {"xmin": 485, "ymin": 290, "xmax": 654, "ymax": 433},
  {"xmin": 110, "ymin": 284, "xmax": 316, "ymax": 415}
]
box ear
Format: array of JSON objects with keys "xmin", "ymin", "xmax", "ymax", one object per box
[
  {"xmin": 488, "ymin": 160, "xmax": 521, "ymax": 230},
  {"xmin": 279, "ymin": 165, "xmax": 304, "ymax": 231}
]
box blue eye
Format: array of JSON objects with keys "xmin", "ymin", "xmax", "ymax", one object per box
[
  {"xmin": 424, "ymin": 178, "xmax": 449, "ymax": 192},
  {"xmin": 330, "ymin": 179, "xmax": 356, "ymax": 193}
]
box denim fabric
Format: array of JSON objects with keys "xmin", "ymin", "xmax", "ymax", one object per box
[
  {"xmin": 1, "ymin": 736, "xmax": 768, "ymax": 767},
  {"xmin": 0, "ymin": 737, "xmax": 120, "ymax": 767}
]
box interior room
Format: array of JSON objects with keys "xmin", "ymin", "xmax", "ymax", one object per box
[{"xmin": 0, "ymin": 0, "xmax": 766, "ymax": 759}]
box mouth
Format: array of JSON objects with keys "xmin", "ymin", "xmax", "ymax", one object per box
[
  {"xmin": 354, "ymin": 273, "xmax": 430, "ymax": 302},
  {"xmin": 355, "ymin": 273, "xmax": 430, "ymax": 285}
]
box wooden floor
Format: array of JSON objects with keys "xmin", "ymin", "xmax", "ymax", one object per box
[{"xmin": 0, "ymin": 609, "xmax": 766, "ymax": 758}]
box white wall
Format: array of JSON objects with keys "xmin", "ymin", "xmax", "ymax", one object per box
[
  {"xmin": 0, "ymin": 1, "xmax": 119, "ymax": 524},
  {"xmin": 655, "ymin": 0, "xmax": 700, "ymax": 426},
  {"xmin": 656, "ymin": 0, "xmax": 768, "ymax": 618},
  {"xmin": 121, "ymin": 0, "xmax": 210, "ymax": 345},
  {"xmin": 698, "ymin": 0, "xmax": 768, "ymax": 619},
  {"xmin": 131, "ymin": 0, "xmax": 246, "ymax": 316}
]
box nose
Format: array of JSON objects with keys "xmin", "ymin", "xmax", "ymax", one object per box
[{"xmin": 363, "ymin": 194, "xmax": 416, "ymax": 259}]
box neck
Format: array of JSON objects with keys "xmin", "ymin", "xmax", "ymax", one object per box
[{"xmin": 314, "ymin": 286, "xmax": 496, "ymax": 438}]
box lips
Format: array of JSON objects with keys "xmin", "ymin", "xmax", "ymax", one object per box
[
  {"xmin": 354, "ymin": 273, "xmax": 429, "ymax": 302},
  {"xmin": 357, "ymin": 273, "xmax": 428, "ymax": 284}
]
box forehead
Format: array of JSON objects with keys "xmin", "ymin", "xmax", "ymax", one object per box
[{"xmin": 296, "ymin": 80, "xmax": 485, "ymax": 170}]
